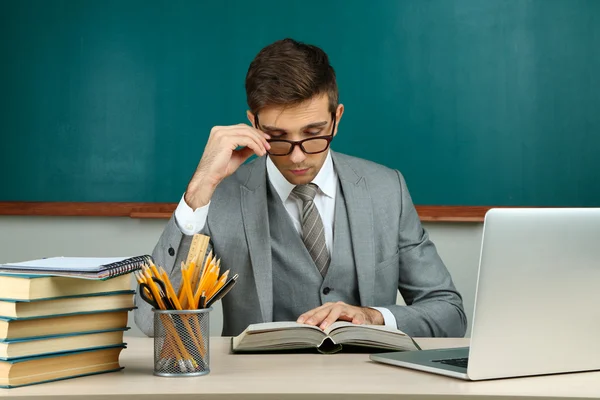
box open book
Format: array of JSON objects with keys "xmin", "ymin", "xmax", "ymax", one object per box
[{"xmin": 232, "ymin": 321, "xmax": 421, "ymax": 354}]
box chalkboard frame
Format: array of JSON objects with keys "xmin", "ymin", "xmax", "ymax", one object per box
[{"xmin": 0, "ymin": 202, "xmax": 508, "ymax": 222}]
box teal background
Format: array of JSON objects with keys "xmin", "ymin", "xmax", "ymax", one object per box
[{"xmin": 1, "ymin": 0, "xmax": 598, "ymax": 205}]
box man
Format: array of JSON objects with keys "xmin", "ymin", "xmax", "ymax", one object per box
[{"xmin": 134, "ymin": 38, "xmax": 467, "ymax": 338}]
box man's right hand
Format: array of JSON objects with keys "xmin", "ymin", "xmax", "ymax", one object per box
[{"xmin": 184, "ymin": 124, "xmax": 271, "ymax": 210}]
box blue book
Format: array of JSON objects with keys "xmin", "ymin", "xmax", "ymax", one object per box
[
  {"xmin": 0, "ymin": 309, "xmax": 132, "ymax": 341},
  {"xmin": 0, "ymin": 344, "xmax": 126, "ymax": 388},
  {"xmin": 0, "ymin": 290, "xmax": 135, "ymax": 319},
  {"xmin": 0, "ymin": 327, "xmax": 129, "ymax": 360},
  {"xmin": 0, "ymin": 307, "xmax": 135, "ymax": 322},
  {"xmin": 0, "ymin": 272, "xmax": 133, "ymax": 301}
]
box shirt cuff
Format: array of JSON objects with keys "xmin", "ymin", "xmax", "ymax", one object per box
[
  {"xmin": 370, "ymin": 307, "xmax": 398, "ymax": 328},
  {"xmin": 174, "ymin": 193, "xmax": 210, "ymax": 236}
]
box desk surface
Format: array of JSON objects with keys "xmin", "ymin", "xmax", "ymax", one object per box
[{"xmin": 2, "ymin": 337, "xmax": 599, "ymax": 399}]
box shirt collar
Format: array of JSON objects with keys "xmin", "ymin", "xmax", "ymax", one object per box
[{"xmin": 266, "ymin": 150, "xmax": 336, "ymax": 202}]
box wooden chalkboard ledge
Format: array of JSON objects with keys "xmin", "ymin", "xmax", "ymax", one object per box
[{"xmin": 0, "ymin": 202, "xmax": 501, "ymax": 222}]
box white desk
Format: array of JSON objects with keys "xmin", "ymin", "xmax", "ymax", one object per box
[{"xmin": 2, "ymin": 337, "xmax": 599, "ymax": 399}]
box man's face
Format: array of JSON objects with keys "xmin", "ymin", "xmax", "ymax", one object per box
[{"xmin": 247, "ymin": 95, "xmax": 344, "ymax": 185}]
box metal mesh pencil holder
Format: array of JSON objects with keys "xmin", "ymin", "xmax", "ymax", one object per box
[{"xmin": 152, "ymin": 308, "xmax": 212, "ymax": 377}]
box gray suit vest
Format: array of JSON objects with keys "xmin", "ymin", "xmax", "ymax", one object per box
[{"xmin": 268, "ymin": 179, "xmax": 360, "ymax": 321}]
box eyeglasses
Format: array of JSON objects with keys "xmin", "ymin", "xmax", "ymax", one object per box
[{"xmin": 254, "ymin": 113, "xmax": 337, "ymax": 156}]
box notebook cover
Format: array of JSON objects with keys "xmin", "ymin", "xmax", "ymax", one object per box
[
  {"xmin": 0, "ymin": 255, "xmax": 152, "ymax": 280},
  {"xmin": 0, "ymin": 273, "xmax": 51, "ymax": 279},
  {"xmin": 0, "ymin": 271, "xmax": 132, "ymax": 280}
]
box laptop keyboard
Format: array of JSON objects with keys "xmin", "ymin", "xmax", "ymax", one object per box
[{"xmin": 432, "ymin": 357, "xmax": 469, "ymax": 369}]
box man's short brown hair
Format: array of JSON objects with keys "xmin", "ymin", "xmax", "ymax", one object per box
[{"xmin": 245, "ymin": 38, "xmax": 338, "ymax": 115}]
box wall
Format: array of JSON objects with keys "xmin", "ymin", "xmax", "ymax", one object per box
[{"xmin": 0, "ymin": 216, "xmax": 482, "ymax": 337}]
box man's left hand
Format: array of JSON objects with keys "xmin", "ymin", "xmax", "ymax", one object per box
[{"xmin": 296, "ymin": 302, "xmax": 384, "ymax": 330}]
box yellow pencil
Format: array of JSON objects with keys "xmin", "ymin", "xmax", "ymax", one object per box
[
  {"xmin": 201, "ymin": 265, "xmax": 219, "ymax": 295},
  {"xmin": 149, "ymin": 261, "xmax": 161, "ymax": 280},
  {"xmin": 160, "ymin": 268, "xmax": 183, "ymax": 310},
  {"xmin": 207, "ymin": 270, "xmax": 229, "ymax": 299},
  {"xmin": 197, "ymin": 251, "xmax": 213, "ymax": 284},
  {"xmin": 198, "ymin": 253, "xmax": 214, "ymax": 288},
  {"xmin": 178, "ymin": 264, "xmax": 189, "ymax": 306},
  {"xmin": 176, "ymin": 261, "xmax": 187, "ymax": 298},
  {"xmin": 182, "ymin": 265, "xmax": 196, "ymax": 309}
]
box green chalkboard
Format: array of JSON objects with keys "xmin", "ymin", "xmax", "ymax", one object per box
[{"xmin": 1, "ymin": 0, "xmax": 599, "ymax": 206}]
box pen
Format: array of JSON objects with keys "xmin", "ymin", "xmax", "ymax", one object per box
[
  {"xmin": 199, "ymin": 290, "xmax": 206, "ymax": 309},
  {"xmin": 206, "ymin": 274, "xmax": 238, "ymax": 308}
]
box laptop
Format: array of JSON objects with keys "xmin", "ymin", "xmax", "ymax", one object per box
[{"xmin": 371, "ymin": 208, "xmax": 600, "ymax": 380}]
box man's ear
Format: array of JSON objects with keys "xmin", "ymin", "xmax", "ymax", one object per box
[
  {"xmin": 334, "ymin": 104, "xmax": 345, "ymax": 136},
  {"xmin": 246, "ymin": 110, "xmax": 256, "ymax": 128}
]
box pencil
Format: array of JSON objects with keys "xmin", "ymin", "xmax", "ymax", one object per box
[
  {"xmin": 160, "ymin": 268, "xmax": 183, "ymax": 310},
  {"xmin": 207, "ymin": 269, "xmax": 229, "ymax": 300}
]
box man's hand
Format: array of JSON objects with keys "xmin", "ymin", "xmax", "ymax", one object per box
[
  {"xmin": 296, "ymin": 301, "xmax": 384, "ymax": 330},
  {"xmin": 184, "ymin": 124, "xmax": 271, "ymax": 209}
]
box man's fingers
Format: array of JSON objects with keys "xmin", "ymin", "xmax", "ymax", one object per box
[
  {"xmin": 233, "ymin": 126, "xmax": 271, "ymax": 149},
  {"xmin": 297, "ymin": 309, "xmax": 320, "ymax": 324},
  {"xmin": 307, "ymin": 302, "xmax": 351, "ymax": 329},
  {"xmin": 304, "ymin": 308, "xmax": 333, "ymax": 327},
  {"xmin": 297, "ymin": 302, "xmax": 365, "ymax": 329},
  {"xmin": 218, "ymin": 124, "xmax": 271, "ymax": 149},
  {"xmin": 231, "ymin": 147, "xmax": 256, "ymax": 166},
  {"xmin": 319, "ymin": 305, "xmax": 345, "ymax": 330},
  {"xmin": 224, "ymin": 135, "xmax": 266, "ymax": 157},
  {"xmin": 225, "ymin": 131, "xmax": 266, "ymax": 153},
  {"xmin": 297, "ymin": 303, "xmax": 333, "ymax": 324},
  {"xmin": 296, "ymin": 311, "xmax": 314, "ymax": 324}
]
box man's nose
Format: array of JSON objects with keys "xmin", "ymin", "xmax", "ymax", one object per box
[{"xmin": 289, "ymin": 144, "xmax": 306, "ymax": 164}]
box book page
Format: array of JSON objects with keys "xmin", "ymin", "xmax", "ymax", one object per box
[
  {"xmin": 324, "ymin": 322, "xmax": 417, "ymax": 351},
  {"xmin": 245, "ymin": 321, "xmax": 324, "ymax": 334},
  {"xmin": 323, "ymin": 321, "xmax": 356, "ymax": 334},
  {"xmin": 325, "ymin": 321, "xmax": 408, "ymax": 335},
  {"xmin": 233, "ymin": 321, "xmax": 326, "ymax": 351}
]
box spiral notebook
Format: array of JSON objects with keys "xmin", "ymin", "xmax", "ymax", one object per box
[{"xmin": 0, "ymin": 255, "xmax": 152, "ymax": 280}]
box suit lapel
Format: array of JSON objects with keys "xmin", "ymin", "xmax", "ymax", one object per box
[
  {"xmin": 240, "ymin": 157, "xmax": 273, "ymax": 322},
  {"xmin": 332, "ymin": 152, "xmax": 375, "ymax": 307}
]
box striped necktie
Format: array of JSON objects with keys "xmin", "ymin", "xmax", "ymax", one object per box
[{"xmin": 292, "ymin": 183, "xmax": 330, "ymax": 277}]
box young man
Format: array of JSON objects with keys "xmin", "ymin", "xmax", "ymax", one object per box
[{"xmin": 134, "ymin": 38, "xmax": 467, "ymax": 338}]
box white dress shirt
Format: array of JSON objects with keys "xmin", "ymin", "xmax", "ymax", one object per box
[{"xmin": 174, "ymin": 151, "xmax": 397, "ymax": 328}]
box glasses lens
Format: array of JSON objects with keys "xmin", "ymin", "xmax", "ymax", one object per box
[
  {"xmin": 302, "ymin": 138, "xmax": 330, "ymax": 154},
  {"xmin": 268, "ymin": 141, "xmax": 293, "ymax": 155}
]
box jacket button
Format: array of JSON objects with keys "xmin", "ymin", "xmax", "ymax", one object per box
[
  {"xmin": 322, "ymin": 287, "xmax": 331, "ymax": 295},
  {"xmin": 168, "ymin": 247, "xmax": 175, "ymax": 256}
]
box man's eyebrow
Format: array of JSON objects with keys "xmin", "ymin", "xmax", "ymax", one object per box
[{"xmin": 261, "ymin": 121, "xmax": 329, "ymax": 132}]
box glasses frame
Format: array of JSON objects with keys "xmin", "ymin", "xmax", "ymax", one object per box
[{"xmin": 254, "ymin": 112, "xmax": 337, "ymax": 156}]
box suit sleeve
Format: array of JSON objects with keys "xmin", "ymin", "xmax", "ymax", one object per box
[{"xmin": 385, "ymin": 171, "xmax": 468, "ymax": 337}]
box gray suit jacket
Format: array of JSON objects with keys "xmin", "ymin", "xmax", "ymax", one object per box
[{"xmin": 134, "ymin": 151, "xmax": 467, "ymax": 338}]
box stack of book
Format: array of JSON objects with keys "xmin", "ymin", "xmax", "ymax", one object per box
[{"xmin": 0, "ymin": 255, "xmax": 150, "ymax": 388}]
